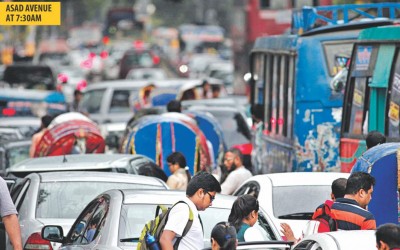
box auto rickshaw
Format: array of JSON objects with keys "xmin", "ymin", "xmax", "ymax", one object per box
[
  {"xmin": 351, "ymin": 142, "xmax": 400, "ymax": 226},
  {"xmin": 123, "ymin": 114, "xmax": 211, "ymax": 176},
  {"xmin": 34, "ymin": 112, "xmax": 105, "ymax": 157}
]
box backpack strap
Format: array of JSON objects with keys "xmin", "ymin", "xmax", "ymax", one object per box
[
  {"xmin": 172, "ymin": 201, "xmax": 194, "ymax": 250},
  {"xmin": 323, "ymin": 200, "xmax": 333, "ymax": 215}
]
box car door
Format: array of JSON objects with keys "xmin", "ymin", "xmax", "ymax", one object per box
[{"xmin": 62, "ymin": 196, "xmax": 110, "ymax": 249}]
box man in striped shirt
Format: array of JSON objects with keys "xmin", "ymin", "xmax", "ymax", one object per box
[{"xmin": 331, "ymin": 172, "xmax": 376, "ymax": 230}]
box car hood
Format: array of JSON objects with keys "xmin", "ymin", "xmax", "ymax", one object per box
[{"xmin": 36, "ymin": 218, "xmax": 75, "ymax": 236}]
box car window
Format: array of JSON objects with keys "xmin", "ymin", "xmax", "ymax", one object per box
[
  {"xmin": 82, "ymin": 196, "xmax": 109, "ymax": 244},
  {"xmin": 110, "ymin": 90, "xmax": 131, "ymax": 113},
  {"xmin": 124, "ymin": 51, "xmax": 154, "ymax": 68},
  {"xmin": 6, "ymin": 144, "xmax": 30, "ymax": 168},
  {"xmin": 81, "ymin": 89, "xmax": 106, "ymax": 114},
  {"xmin": 36, "ymin": 181, "xmax": 164, "ymax": 219},
  {"xmin": 11, "ymin": 179, "xmax": 30, "ymax": 211},
  {"xmin": 118, "ymin": 204, "xmax": 277, "ymax": 247},
  {"xmin": 234, "ymin": 182, "xmax": 260, "ymax": 197},
  {"xmin": 273, "ymin": 185, "xmax": 331, "ymax": 220},
  {"xmin": 67, "ymin": 198, "xmax": 99, "ymax": 244},
  {"xmin": 293, "ymin": 240, "xmax": 320, "ymax": 250}
]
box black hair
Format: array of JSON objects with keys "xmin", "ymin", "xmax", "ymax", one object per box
[
  {"xmin": 167, "ymin": 100, "xmax": 182, "ymax": 113},
  {"xmin": 167, "ymin": 152, "xmax": 191, "ymax": 182},
  {"xmin": 250, "ymin": 104, "xmax": 264, "ymax": 121},
  {"xmin": 41, "ymin": 115, "xmax": 53, "ymax": 128},
  {"xmin": 202, "ymin": 79, "xmax": 209, "ymax": 87},
  {"xmin": 345, "ymin": 172, "xmax": 375, "ymax": 195},
  {"xmin": 74, "ymin": 89, "xmax": 82, "ymax": 97},
  {"xmin": 186, "ymin": 171, "xmax": 221, "ymax": 196},
  {"xmin": 228, "ymin": 194, "xmax": 259, "ymax": 232},
  {"xmin": 211, "ymin": 222, "xmax": 237, "ymax": 250},
  {"xmin": 211, "ymin": 85, "xmax": 220, "ymax": 92},
  {"xmin": 366, "ymin": 130, "xmax": 386, "ymax": 149},
  {"xmin": 376, "ymin": 223, "xmax": 400, "ymax": 249},
  {"xmin": 227, "ymin": 148, "xmax": 243, "ymax": 164},
  {"xmin": 137, "ymin": 161, "xmax": 168, "ymax": 182},
  {"xmin": 331, "ymin": 177, "xmax": 347, "ymax": 199}
]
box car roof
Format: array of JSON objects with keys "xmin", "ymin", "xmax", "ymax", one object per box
[
  {"xmin": 0, "ymin": 139, "xmax": 31, "ymax": 148},
  {"xmin": 33, "ymin": 171, "xmax": 166, "ymax": 187},
  {"xmin": 182, "ymin": 97, "xmax": 248, "ymax": 107},
  {"xmin": 120, "ymin": 189, "xmax": 235, "ymax": 209},
  {"xmin": 247, "ymin": 172, "xmax": 350, "ymax": 187},
  {"xmin": 0, "ymin": 117, "xmax": 40, "ymax": 126},
  {"xmin": 9, "ymin": 154, "xmax": 148, "ymax": 172}
]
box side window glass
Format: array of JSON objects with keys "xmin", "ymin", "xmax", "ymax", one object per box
[
  {"xmin": 234, "ymin": 184, "xmax": 250, "ymax": 196},
  {"xmin": 68, "ymin": 200, "xmax": 98, "ymax": 244},
  {"xmin": 388, "ymin": 51, "xmax": 400, "ymax": 138},
  {"xmin": 253, "ymin": 211, "xmax": 277, "ymax": 241},
  {"xmin": 81, "ymin": 89, "xmax": 105, "ymax": 114},
  {"xmin": 11, "ymin": 179, "xmax": 29, "ymax": 211},
  {"xmin": 110, "ymin": 90, "xmax": 130, "ymax": 113},
  {"xmin": 349, "ymin": 77, "xmax": 369, "ymax": 135},
  {"xmin": 83, "ymin": 197, "xmax": 109, "ymax": 244}
]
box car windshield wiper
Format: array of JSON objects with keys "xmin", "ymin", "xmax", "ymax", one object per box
[
  {"xmin": 120, "ymin": 237, "xmax": 139, "ymax": 242},
  {"xmin": 278, "ymin": 212, "xmax": 314, "ymax": 220}
]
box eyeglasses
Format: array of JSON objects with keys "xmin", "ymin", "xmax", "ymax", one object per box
[
  {"xmin": 206, "ymin": 192, "xmax": 215, "ymax": 202},
  {"xmin": 224, "ymin": 158, "xmax": 234, "ymax": 162}
]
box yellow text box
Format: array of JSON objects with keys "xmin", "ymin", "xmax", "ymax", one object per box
[{"xmin": 0, "ymin": 2, "xmax": 60, "ymax": 25}]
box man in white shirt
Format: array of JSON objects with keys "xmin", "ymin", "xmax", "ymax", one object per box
[
  {"xmin": 221, "ymin": 148, "xmax": 253, "ymax": 195},
  {"xmin": 160, "ymin": 172, "xmax": 221, "ymax": 250}
]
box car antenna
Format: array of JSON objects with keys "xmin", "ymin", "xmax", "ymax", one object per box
[{"xmin": 62, "ymin": 144, "xmax": 67, "ymax": 163}]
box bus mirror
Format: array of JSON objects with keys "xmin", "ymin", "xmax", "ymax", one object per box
[{"xmin": 330, "ymin": 67, "xmax": 348, "ymax": 92}]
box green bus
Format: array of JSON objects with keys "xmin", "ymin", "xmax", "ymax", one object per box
[{"xmin": 340, "ymin": 25, "xmax": 400, "ymax": 172}]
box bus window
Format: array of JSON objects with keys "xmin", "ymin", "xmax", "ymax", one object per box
[
  {"xmin": 388, "ymin": 51, "xmax": 400, "ymax": 138},
  {"xmin": 323, "ymin": 41, "xmax": 354, "ymax": 76},
  {"xmin": 252, "ymin": 53, "xmax": 265, "ymax": 105},
  {"xmin": 349, "ymin": 77, "xmax": 369, "ymax": 135}
]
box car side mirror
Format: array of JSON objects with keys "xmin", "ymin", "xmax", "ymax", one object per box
[{"xmin": 41, "ymin": 225, "xmax": 64, "ymax": 243}]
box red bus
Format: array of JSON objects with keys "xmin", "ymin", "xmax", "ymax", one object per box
[{"xmin": 231, "ymin": 0, "xmax": 332, "ymax": 94}]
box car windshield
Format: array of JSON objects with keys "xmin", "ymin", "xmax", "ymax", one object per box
[
  {"xmin": 36, "ymin": 182, "xmax": 164, "ymax": 219},
  {"xmin": 118, "ymin": 204, "xmax": 277, "ymax": 247},
  {"xmin": 6, "ymin": 144, "xmax": 30, "ymax": 168},
  {"xmin": 273, "ymin": 185, "xmax": 331, "ymax": 219}
]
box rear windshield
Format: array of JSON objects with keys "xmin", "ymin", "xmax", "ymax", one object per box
[
  {"xmin": 3, "ymin": 66, "xmax": 55, "ymax": 90},
  {"xmin": 272, "ymin": 185, "xmax": 331, "ymax": 219},
  {"xmin": 36, "ymin": 181, "xmax": 164, "ymax": 219},
  {"xmin": 81, "ymin": 89, "xmax": 106, "ymax": 114}
]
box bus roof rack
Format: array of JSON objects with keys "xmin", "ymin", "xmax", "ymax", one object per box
[{"xmin": 292, "ymin": 3, "xmax": 400, "ymax": 35}]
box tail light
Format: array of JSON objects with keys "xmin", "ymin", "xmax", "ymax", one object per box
[
  {"xmin": 24, "ymin": 232, "xmax": 53, "ymax": 250},
  {"xmin": 152, "ymin": 55, "xmax": 160, "ymax": 65},
  {"xmin": 2, "ymin": 108, "xmax": 16, "ymax": 116}
]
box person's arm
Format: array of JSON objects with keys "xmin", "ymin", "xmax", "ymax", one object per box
[
  {"xmin": 166, "ymin": 176, "xmax": 178, "ymax": 189},
  {"xmin": 220, "ymin": 174, "xmax": 236, "ymax": 195},
  {"xmin": 2, "ymin": 214, "xmax": 22, "ymax": 250},
  {"xmin": 29, "ymin": 134, "xmax": 38, "ymax": 158},
  {"xmin": 159, "ymin": 230, "xmax": 176, "ymax": 250}
]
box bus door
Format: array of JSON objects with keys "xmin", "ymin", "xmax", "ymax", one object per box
[{"xmin": 340, "ymin": 44, "xmax": 379, "ymax": 172}]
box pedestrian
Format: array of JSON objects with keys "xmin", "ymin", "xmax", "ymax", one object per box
[
  {"xmin": 160, "ymin": 172, "xmax": 221, "ymax": 250},
  {"xmin": 167, "ymin": 100, "xmax": 182, "ymax": 113},
  {"xmin": 211, "ymin": 85, "xmax": 221, "ymax": 99},
  {"xmin": 376, "ymin": 223, "xmax": 400, "ymax": 250},
  {"xmin": 281, "ymin": 177, "xmax": 347, "ymax": 242},
  {"xmin": 366, "ymin": 130, "xmax": 386, "ymax": 150},
  {"xmin": 29, "ymin": 114, "xmax": 53, "ymax": 158},
  {"xmin": 331, "ymin": 171, "xmax": 376, "ymax": 230},
  {"xmin": 228, "ymin": 194, "xmax": 263, "ymax": 242},
  {"xmin": 210, "ymin": 222, "xmax": 237, "ymax": 250},
  {"xmin": 0, "ymin": 177, "xmax": 22, "ymax": 250},
  {"xmin": 201, "ymin": 80, "xmax": 211, "ymax": 99},
  {"xmin": 68, "ymin": 89, "xmax": 83, "ymax": 112},
  {"xmin": 221, "ymin": 148, "xmax": 252, "ymax": 195},
  {"xmin": 167, "ymin": 152, "xmax": 191, "ymax": 190}
]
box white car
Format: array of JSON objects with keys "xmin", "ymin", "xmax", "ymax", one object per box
[
  {"xmin": 293, "ymin": 230, "xmax": 376, "ymax": 250},
  {"xmin": 233, "ymin": 172, "xmax": 350, "ymax": 239}
]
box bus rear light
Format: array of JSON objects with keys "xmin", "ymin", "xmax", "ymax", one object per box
[{"xmin": 2, "ymin": 108, "xmax": 16, "ymax": 116}]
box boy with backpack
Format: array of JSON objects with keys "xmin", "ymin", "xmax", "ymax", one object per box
[{"xmin": 160, "ymin": 172, "xmax": 221, "ymax": 250}]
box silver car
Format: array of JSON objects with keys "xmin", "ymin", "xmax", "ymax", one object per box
[
  {"xmin": 42, "ymin": 190, "xmax": 282, "ymax": 249},
  {"xmin": 4, "ymin": 171, "xmax": 167, "ymax": 250}
]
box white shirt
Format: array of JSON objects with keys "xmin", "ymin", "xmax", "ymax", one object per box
[
  {"xmin": 221, "ymin": 166, "xmax": 252, "ymax": 195},
  {"xmin": 164, "ymin": 197, "xmax": 204, "ymax": 250}
]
